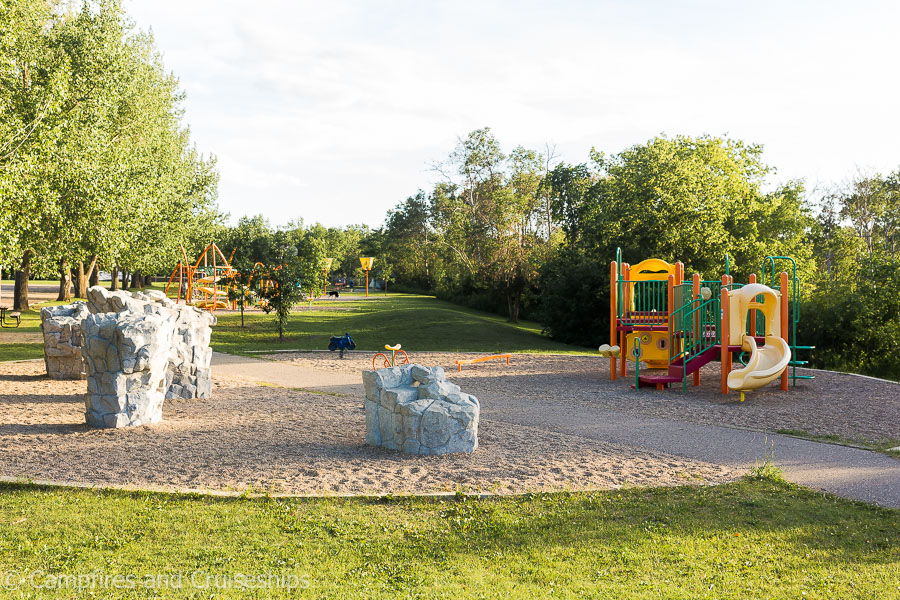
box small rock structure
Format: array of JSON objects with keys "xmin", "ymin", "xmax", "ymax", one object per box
[
  {"xmin": 40, "ymin": 302, "xmax": 91, "ymax": 379},
  {"xmin": 82, "ymin": 311, "xmax": 175, "ymax": 428},
  {"xmin": 362, "ymin": 364, "xmax": 479, "ymax": 455},
  {"xmin": 64, "ymin": 286, "xmax": 217, "ymax": 428},
  {"xmin": 85, "ymin": 286, "xmax": 215, "ymax": 400}
]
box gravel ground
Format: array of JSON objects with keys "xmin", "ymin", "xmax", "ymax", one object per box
[
  {"xmin": 272, "ymin": 351, "xmax": 900, "ymax": 445},
  {"xmin": 0, "ymin": 360, "xmax": 737, "ymax": 495}
]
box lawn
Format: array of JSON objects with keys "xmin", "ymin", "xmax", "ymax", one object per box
[
  {"xmin": 211, "ymin": 294, "xmax": 590, "ymax": 355},
  {"xmin": 0, "ymin": 477, "xmax": 895, "ymax": 599},
  {"xmin": 0, "ymin": 343, "xmax": 44, "ymax": 362}
]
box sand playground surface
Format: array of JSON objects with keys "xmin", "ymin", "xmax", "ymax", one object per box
[{"xmin": 0, "ymin": 351, "xmax": 896, "ymax": 496}]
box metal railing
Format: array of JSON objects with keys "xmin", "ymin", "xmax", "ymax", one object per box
[
  {"xmin": 617, "ymin": 279, "xmax": 668, "ymax": 327},
  {"xmin": 669, "ymin": 292, "xmax": 721, "ymax": 390}
]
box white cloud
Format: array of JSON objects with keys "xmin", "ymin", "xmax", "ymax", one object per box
[{"xmin": 126, "ymin": 0, "xmax": 900, "ymax": 227}]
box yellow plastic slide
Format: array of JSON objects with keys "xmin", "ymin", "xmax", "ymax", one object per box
[
  {"xmin": 196, "ymin": 286, "xmax": 227, "ymax": 297},
  {"xmin": 727, "ymin": 335, "xmax": 791, "ymax": 391}
]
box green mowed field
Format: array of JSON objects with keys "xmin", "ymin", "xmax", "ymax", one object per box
[
  {"xmin": 0, "ymin": 343, "xmax": 43, "ymax": 362},
  {"xmin": 211, "ymin": 294, "xmax": 589, "ymax": 355},
  {"xmin": 0, "ymin": 478, "xmax": 896, "ymax": 599}
]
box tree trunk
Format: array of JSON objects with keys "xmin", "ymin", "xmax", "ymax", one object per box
[
  {"xmin": 120, "ymin": 270, "xmax": 128, "ymax": 289},
  {"xmin": 130, "ymin": 271, "xmax": 141, "ymax": 289},
  {"xmin": 57, "ymin": 258, "xmax": 72, "ymax": 302},
  {"xmin": 82, "ymin": 254, "xmax": 98, "ymax": 293},
  {"xmin": 110, "ymin": 265, "xmax": 119, "ymax": 291},
  {"xmin": 89, "ymin": 265, "xmax": 100, "ymax": 287},
  {"xmin": 75, "ymin": 261, "xmax": 87, "ymax": 298},
  {"xmin": 506, "ymin": 290, "xmax": 521, "ymax": 323},
  {"xmin": 13, "ymin": 250, "xmax": 32, "ymax": 311}
]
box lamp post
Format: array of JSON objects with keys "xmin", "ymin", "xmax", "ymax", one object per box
[
  {"xmin": 323, "ymin": 257, "xmax": 334, "ymax": 297},
  {"xmin": 359, "ymin": 257, "xmax": 374, "ymax": 298}
]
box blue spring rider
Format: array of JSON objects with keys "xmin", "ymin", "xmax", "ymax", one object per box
[{"xmin": 328, "ymin": 333, "xmax": 356, "ymax": 358}]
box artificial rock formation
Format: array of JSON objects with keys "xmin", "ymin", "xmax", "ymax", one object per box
[
  {"xmin": 40, "ymin": 302, "xmax": 91, "ymax": 379},
  {"xmin": 82, "ymin": 311, "xmax": 175, "ymax": 428},
  {"xmin": 85, "ymin": 286, "xmax": 215, "ymax": 400},
  {"xmin": 362, "ymin": 364, "xmax": 479, "ymax": 455}
]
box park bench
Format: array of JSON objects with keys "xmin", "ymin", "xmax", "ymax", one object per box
[
  {"xmin": 455, "ymin": 353, "xmax": 511, "ymax": 372},
  {"xmin": 0, "ymin": 306, "xmax": 21, "ymax": 328}
]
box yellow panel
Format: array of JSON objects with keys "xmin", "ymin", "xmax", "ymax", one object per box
[
  {"xmin": 626, "ymin": 331, "xmax": 670, "ymax": 368},
  {"xmin": 629, "ymin": 258, "xmax": 676, "ymax": 282}
]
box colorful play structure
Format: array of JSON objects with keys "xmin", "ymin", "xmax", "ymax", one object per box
[
  {"xmin": 601, "ymin": 248, "xmax": 812, "ymax": 399},
  {"xmin": 373, "ymin": 343, "xmax": 410, "ymax": 370},
  {"xmin": 165, "ymin": 244, "xmax": 236, "ymax": 312}
]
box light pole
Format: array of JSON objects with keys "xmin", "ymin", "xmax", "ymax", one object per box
[
  {"xmin": 323, "ymin": 257, "xmax": 334, "ymax": 297},
  {"xmin": 359, "ymin": 257, "xmax": 374, "ymax": 297}
]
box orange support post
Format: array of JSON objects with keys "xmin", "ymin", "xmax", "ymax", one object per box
[
  {"xmin": 781, "ymin": 271, "xmax": 789, "ymax": 391},
  {"xmin": 610, "ymin": 261, "xmax": 617, "ymax": 381},
  {"xmin": 212, "ymin": 247, "xmax": 218, "ymax": 311},
  {"xmin": 692, "ymin": 273, "xmax": 701, "ymax": 386},
  {"xmin": 720, "ymin": 281, "xmax": 730, "ymax": 395},
  {"xmin": 748, "ymin": 273, "xmax": 757, "ymax": 335},
  {"xmin": 675, "ymin": 262, "xmax": 684, "ymax": 286}
]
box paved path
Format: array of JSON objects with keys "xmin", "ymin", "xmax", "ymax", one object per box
[
  {"xmin": 211, "ymin": 352, "xmax": 900, "ymax": 507},
  {"xmin": 211, "ymin": 351, "xmax": 361, "ymax": 394}
]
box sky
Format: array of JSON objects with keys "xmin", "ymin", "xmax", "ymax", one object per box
[{"xmin": 125, "ymin": 0, "xmax": 900, "ymax": 229}]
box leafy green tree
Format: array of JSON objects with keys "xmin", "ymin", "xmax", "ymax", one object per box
[
  {"xmin": 254, "ymin": 231, "xmax": 325, "ymax": 341},
  {"xmin": 223, "ymin": 258, "xmax": 257, "ymax": 328},
  {"xmin": 1, "ymin": 0, "xmax": 219, "ymax": 307},
  {"xmin": 256, "ymin": 245, "xmax": 304, "ymax": 342}
]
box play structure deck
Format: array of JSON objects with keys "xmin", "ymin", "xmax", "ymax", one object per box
[{"xmin": 601, "ymin": 248, "xmax": 813, "ymax": 398}]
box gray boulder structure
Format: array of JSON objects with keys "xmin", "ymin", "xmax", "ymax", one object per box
[
  {"xmin": 72, "ymin": 286, "xmax": 216, "ymax": 428},
  {"xmin": 362, "ymin": 364, "xmax": 479, "ymax": 455},
  {"xmin": 40, "ymin": 302, "xmax": 91, "ymax": 379},
  {"xmin": 82, "ymin": 311, "xmax": 175, "ymax": 428},
  {"xmin": 85, "ymin": 286, "xmax": 215, "ymax": 401}
]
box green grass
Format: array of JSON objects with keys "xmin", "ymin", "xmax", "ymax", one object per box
[
  {"xmin": 0, "ymin": 478, "xmax": 896, "ymax": 598},
  {"xmin": 776, "ymin": 429, "xmax": 900, "ymax": 456},
  {"xmin": 211, "ymin": 293, "xmax": 590, "ymax": 355},
  {"xmin": 0, "ymin": 306, "xmax": 43, "ymax": 333},
  {"xmin": 0, "ymin": 343, "xmax": 44, "ymax": 362}
]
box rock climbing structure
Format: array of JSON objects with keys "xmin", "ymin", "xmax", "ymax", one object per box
[
  {"xmin": 362, "ymin": 363, "xmax": 479, "ymax": 455},
  {"xmin": 40, "ymin": 302, "xmax": 91, "ymax": 380}
]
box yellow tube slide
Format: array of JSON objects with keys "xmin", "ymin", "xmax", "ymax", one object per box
[{"xmin": 727, "ymin": 334, "xmax": 791, "ymax": 391}]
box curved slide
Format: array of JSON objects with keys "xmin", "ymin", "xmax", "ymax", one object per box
[{"xmin": 727, "ymin": 335, "xmax": 791, "ymax": 391}]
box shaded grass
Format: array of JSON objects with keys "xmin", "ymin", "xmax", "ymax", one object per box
[
  {"xmin": 0, "ymin": 306, "xmax": 42, "ymax": 333},
  {"xmin": 0, "ymin": 343, "xmax": 43, "ymax": 362},
  {"xmin": 211, "ymin": 294, "xmax": 590, "ymax": 355},
  {"xmin": 0, "ymin": 478, "xmax": 896, "ymax": 598},
  {"xmin": 776, "ymin": 428, "xmax": 900, "ymax": 456}
]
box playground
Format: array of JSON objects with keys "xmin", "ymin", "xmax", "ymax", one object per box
[
  {"xmin": 0, "ymin": 283, "xmax": 898, "ymax": 597},
  {"xmin": 1, "ymin": 348, "xmax": 897, "ymax": 498}
]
